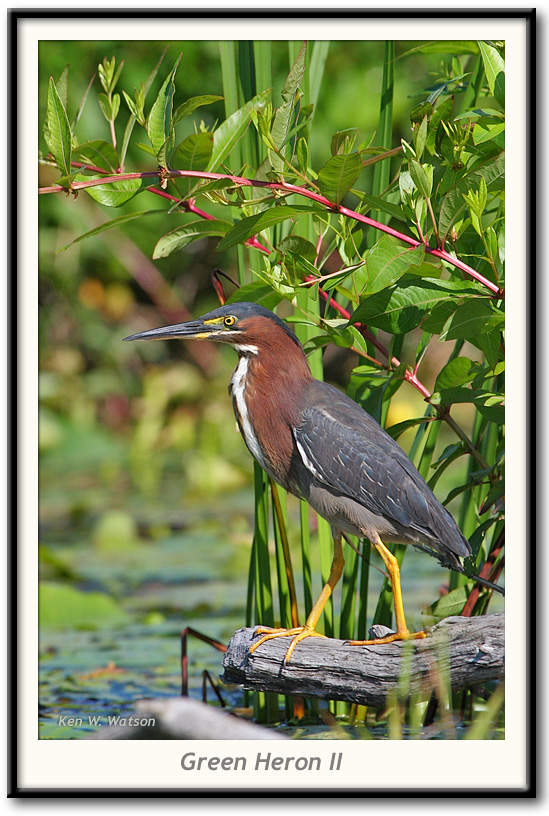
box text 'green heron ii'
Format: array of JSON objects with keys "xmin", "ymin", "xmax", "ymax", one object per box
[{"xmin": 126, "ymin": 302, "xmax": 489, "ymax": 662}]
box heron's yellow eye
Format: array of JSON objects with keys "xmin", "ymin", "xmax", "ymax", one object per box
[{"xmin": 224, "ymin": 316, "xmax": 237, "ymax": 327}]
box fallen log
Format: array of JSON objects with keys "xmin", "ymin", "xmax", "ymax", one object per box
[{"xmin": 222, "ymin": 614, "xmax": 504, "ymax": 708}]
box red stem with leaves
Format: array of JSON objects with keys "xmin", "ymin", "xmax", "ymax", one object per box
[{"xmin": 39, "ymin": 168, "xmax": 503, "ymax": 297}]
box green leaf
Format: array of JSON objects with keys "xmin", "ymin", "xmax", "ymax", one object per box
[
  {"xmin": 472, "ymin": 120, "xmax": 505, "ymax": 146},
  {"xmin": 425, "ymin": 97, "xmax": 453, "ymax": 155},
  {"xmin": 119, "ymin": 48, "xmax": 167, "ymax": 171},
  {"xmin": 441, "ymin": 298, "xmax": 503, "ymax": 338},
  {"xmin": 73, "ymin": 173, "xmax": 142, "ymax": 208},
  {"xmin": 361, "ymin": 235, "xmax": 425, "ymax": 296},
  {"xmin": 438, "ymin": 152, "xmax": 504, "ymax": 240},
  {"xmin": 478, "ymin": 41, "xmax": 505, "ymax": 95},
  {"xmin": 73, "ymin": 140, "xmax": 118, "ymax": 173},
  {"xmin": 72, "ymin": 71, "xmax": 95, "ymax": 129},
  {"xmin": 427, "ymin": 585, "xmax": 469, "ymax": 619},
  {"xmin": 409, "ymin": 159, "xmax": 433, "ymax": 198},
  {"xmin": 146, "ymin": 56, "xmax": 181, "ymax": 157},
  {"xmin": 58, "ymin": 210, "xmax": 165, "ymax": 253},
  {"xmin": 208, "ymin": 89, "xmax": 270, "ymax": 172},
  {"xmin": 227, "ymin": 281, "xmax": 282, "ymax": 310},
  {"xmin": 359, "ymin": 193, "xmax": 408, "ymax": 223},
  {"xmin": 111, "ymin": 93, "xmax": 120, "ymax": 120},
  {"xmin": 173, "ymin": 94, "xmax": 223, "ymax": 125},
  {"xmin": 136, "ymin": 142, "xmax": 157, "ymax": 158},
  {"xmin": 440, "ymin": 299, "xmax": 504, "ymax": 368},
  {"xmin": 152, "ymin": 219, "xmax": 232, "ymax": 259},
  {"xmin": 44, "ymin": 77, "xmax": 73, "ymax": 177},
  {"xmin": 398, "ymin": 41, "xmax": 479, "ymax": 59},
  {"xmin": 351, "ymin": 276, "xmax": 483, "ymax": 334},
  {"xmin": 173, "ymin": 132, "xmax": 213, "ymax": 173},
  {"xmin": 123, "ymin": 90, "xmax": 139, "ymax": 120},
  {"xmin": 317, "ymin": 152, "xmax": 363, "ymax": 204},
  {"xmin": 277, "ymin": 235, "xmax": 317, "ymax": 262},
  {"xmin": 331, "ymin": 128, "xmax": 359, "ymax": 156},
  {"xmin": 434, "ymin": 356, "xmax": 478, "ymax": 391},
  {"xmin": 386, "ymin": 417, "xmax": 434, "ymax": 440},
  {"xmin": 98, "ymin": 92, "xmax": 112, "ymax": 122},
  {"xmin": 269, "ymin": 42, "xmax": 306, "ymax": 173},
  {"xmin": 217, "ymin": 205, "xmax": 321, "ymax": 251},
  {"xmin": 414, "ymin": 116, "xmax": 428, "ymax": 161},
  {"xmin": 56, "ymin": 65, "xmax": 69, "ymax": 111}
]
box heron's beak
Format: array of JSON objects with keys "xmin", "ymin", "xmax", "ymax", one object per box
[{"xmin": 123, "ymin": 320, "xmax": 218, "ymax": 342}]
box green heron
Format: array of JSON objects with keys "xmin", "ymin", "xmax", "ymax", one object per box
[{"xmin": 125, "ymin": 302, "xmax": 497, "ymax": 663}]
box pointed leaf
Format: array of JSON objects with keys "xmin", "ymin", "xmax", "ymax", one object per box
[
  {"xmin": 478, "ymin": 41, "xmax": 505, "ymax": 95},
  {"xmin": 120, "ymin": 48, "xmax": 167, "ymax": 171},
  {"xmin": 227, "ymin": 281, "xmax": 282, "ymax": 310},
  {"xmin": 56, "ymin": 65, "xmax": 69, "ymax": 111},
  {"xmin": 351, "ymin": 276, "xmax": 484, "ymax": 334},
  {"xmin": 438, "ymin": 152, "xmax": 504, "ymax": 240},
  {"xmin": 73, "ymin": 173, "xmax": 142, "ymax": 207},
  {"xmin": 173, "ymin": 94, "xmax": 223, "ymax": 125},
  {"xmin": 173, "ymin": 132, "xmax": 213, "ymax": 171},
  {"xmin": 98, "ymin": 92, "xmax": 111, "ymax": 122},
  {"xmin": 44, "ymin": 77, "xmax": 72, "ymax": 177},
  {"xmin": 72, "ymin": 71, "xmax": 96, "ymax": 129},
  {"xmin": 269, "ymin": 42, "xmax": 306, "ymax": 172},
  {"xmin": 361, "ymin": 235, "xmax": 425, "ymax": 296},
  {"xmin": 207, "ymin": 89, "xmax": 270, "ymax": 172},
  {"xmin": 58, "ymin": 210, "xmax": 165, "ymax": 252},
  {"xmin": 427, "ymin": 585, "xmax": 470, "ymax": 618},
  {"xmin": 73, "ymin": 140, "xmax": 118, "ymax": 173},
  {"xmin": 434, "ymin": 357, "xmax": 478, "ymax": 391},
  {"xmin": 146, "ymin": 56, "xmax": 181, "ymax": 156},
  {"xmin": 317, "ymin": 152, "xmax": 363, "ymax": 204},
  {"xmin": 409, "ymin": 159, "xmax": 432, "ymax": 198},
  {"xmin": 217, "ymin": 205, "xmax": 321, "ymax": 251},
  {"xmin": 153, "ymin": 219, "xmax": 232, "ymax": 259}
]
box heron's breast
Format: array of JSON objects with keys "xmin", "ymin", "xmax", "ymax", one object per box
[{"xmin": 229, "ymin": 355, "xmax": 297, "ymax": 489}]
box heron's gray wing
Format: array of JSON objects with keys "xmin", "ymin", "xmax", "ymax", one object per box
[{"xmin": 293, "ymin": 382, "xmax": 469, "ymax": 558}]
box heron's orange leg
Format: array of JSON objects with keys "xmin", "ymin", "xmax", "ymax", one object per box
[
  {"xmin": 250, "ymin": 534, "xmax": 345, "ymax": 663},
  {"xmin": 347, "ymin": 535, "xmax": 427, "ymax": 646}
]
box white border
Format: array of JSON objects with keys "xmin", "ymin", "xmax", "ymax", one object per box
[{"xmin": 18, "ymin": 13, "xmax": 529, "ymax": 794}]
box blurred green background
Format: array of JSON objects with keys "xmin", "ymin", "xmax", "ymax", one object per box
[{"xmin": 39, "ymin": 40, "xmax": 490, "ymax": 738}]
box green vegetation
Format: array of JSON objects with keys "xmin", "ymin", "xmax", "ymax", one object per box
[{"xmin": 39, "ymin": 39, "xmax": 504, "ymax": 739}]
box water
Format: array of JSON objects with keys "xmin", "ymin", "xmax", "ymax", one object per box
[{"xmin": 39, "ymin": 455, "xmax": 503, "ymax": 740}]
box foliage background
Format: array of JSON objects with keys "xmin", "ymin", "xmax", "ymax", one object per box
[{"xmin": 38, "ymin": 39, "xmax": 504, "ymax": 738}]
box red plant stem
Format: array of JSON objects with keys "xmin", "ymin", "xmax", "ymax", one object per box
[
  {"xmin": 146, "ymin": 186, "xmax": 270, "ymax": 253},
  {"xmin": 461, "ymin": 537, "xmax": 505, "ymax": 617},
  {"xmin": 307, "ymin": 276, "xmax": 489, "ymax": 468},
  {"xmin": 307, "ymin": 277, "xmax": 432, "ymax": 399},
  {"xmin": 39, "ymin": 169, "xmax": 503, "ymax": 297}
]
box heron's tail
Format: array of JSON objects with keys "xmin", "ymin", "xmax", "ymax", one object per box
[{"xmin": 470, "ymin": 573, "xmax": 505, "ymax": 596}]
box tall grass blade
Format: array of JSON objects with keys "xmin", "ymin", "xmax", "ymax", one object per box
[
  {"xmin": 252, "ymin": 462, "xmax": 278, "ymax": 722},
  {"xmin": 464, "ymin": 684, "xmax": 504, "ymax": 739},
  {"xmin": 369, "ymin": 41, "xmax": 394, "ymax": 243},
  {"xmin": 271, "ymin": 480, "xmax": 298, "ymax": 627},
  {"xmin": 339, "ymin": 537, "xmax": 359, "ymax": 640},
  {"xmin": 357, "ymin": 539, "xmax": 371, "ymax": 640},
  {"xmin": 309, "ymin": 42, "xmax": 330, "ymax": 120},
  {"xmin": 299, "ymin": 501, "xmax": 313, "ymax": 617}
]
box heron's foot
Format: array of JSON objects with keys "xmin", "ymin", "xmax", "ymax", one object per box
[
  {"xmin": 345, "ymin": 629, "xmax": 427, "ymax": 647},
  {"xmin": 250, "ymin": 625, "xmax": 327, "ymax": 664}
]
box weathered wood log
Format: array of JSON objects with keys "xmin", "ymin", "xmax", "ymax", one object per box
[
  {"xmin": 91, "ymin": 697, "xmax": 288, "ymax": 740},
  {"xmin": 223, "ymin": 614, "xmax": 504, "ymax": 708}
]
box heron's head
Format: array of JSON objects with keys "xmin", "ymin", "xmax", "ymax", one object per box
[{"xmin": 124, "ymin": 302, "xmax": 303, "ymax": 357}]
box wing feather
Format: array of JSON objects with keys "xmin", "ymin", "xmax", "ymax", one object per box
[{"xmin": 293, "ymin": 381, "xmax": 470, "ymax": 558}]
